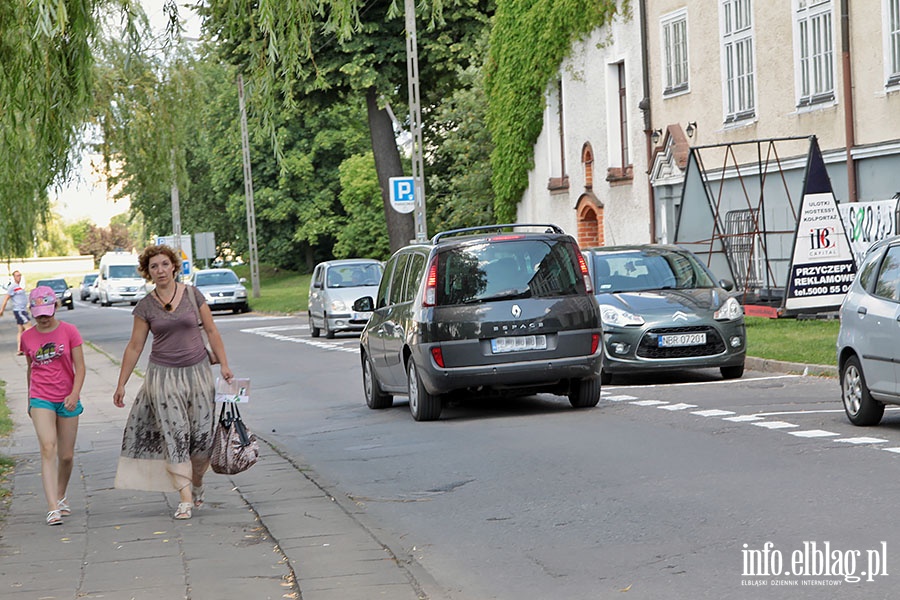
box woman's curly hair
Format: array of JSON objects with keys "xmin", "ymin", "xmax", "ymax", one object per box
[{"xmin": 137, "ymin": 245, "xmax": 180, "ymax": 281}]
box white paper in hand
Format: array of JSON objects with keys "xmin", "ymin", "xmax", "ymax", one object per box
[{"xmin": 215, "ymin": 377, "xmax": 250, "ymax": 403}]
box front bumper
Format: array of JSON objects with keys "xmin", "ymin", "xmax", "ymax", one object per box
[
  {"xmin": 601, "ymin": 322, "xmax": 745, "ymax": 374},
  {"xmin": 326, "ymin": 312, "xmax": 372, "ymax": 332}
]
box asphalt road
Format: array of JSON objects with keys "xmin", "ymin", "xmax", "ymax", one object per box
[{"xmin": 37, "ymin": 299, "xmax": 900, "ymax": 599}]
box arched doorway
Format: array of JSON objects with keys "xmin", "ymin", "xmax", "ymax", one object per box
[{"xmin": 576, "ymin": 194, "xmax": 604, "ymax": 247}]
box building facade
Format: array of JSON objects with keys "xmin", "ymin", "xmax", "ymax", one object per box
[{"xmin": 519, "ymin": 0, "xmax": 900, "ymax": 254}]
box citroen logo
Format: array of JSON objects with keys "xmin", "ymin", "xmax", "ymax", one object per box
[
  {"xmin": 672, "ymin": 311, "xmax": 690, "ymax": 321},
  {"xmin": 511, "ymin": 304, "xmax": 522, "ymax": 318}
]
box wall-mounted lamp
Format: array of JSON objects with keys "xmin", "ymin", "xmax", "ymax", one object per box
[
  {"xmin": 651, "ymin": 129, "xmax": 663, "ymax": 144},
  {"xmin": 685, "ymin": 121, "xmax": 697, "ymax": 138}
]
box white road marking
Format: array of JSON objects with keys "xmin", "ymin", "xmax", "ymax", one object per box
[
  {"xmin": 603, "ymin": 374, "xmax": 799, "ymax": 390},
  {"xmin": 788, "ymin": 430, "xmax": 839, "ymax": 438},
  {"xmin": 723, "ymin": 415, "xmax": 764, "ymax": 422},
  {"xmin": 692, "ymin": 409, "xmax": 736, "ymax": 417},
  {"xmin": 240, "ymin": 325, "xmax": 358, "ymax": 354},
  {"xmin": 630, "ymin": 400, "xmax": 668, "ymax": 406},
  {"xmin": 883, "ymin": 448, "xmax": 900, "ymax": 454},
  {"xmin": 835, "ymin": 437, "xmax": 889, "ymax": 445},
  {"xmin": 603, "ymin": 394, "xmax": 638, "ymax": 402},
  {"xmin": 658, "ymin": 403, "xmax": 697, "ymax": 411},
  {"xmin": 752, "ymin": 421, "xmax": 798, "ymax": 430}
]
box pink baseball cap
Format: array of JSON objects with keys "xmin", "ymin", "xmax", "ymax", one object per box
[{"xmin": 29, "ymin": 286, "xmax": 57, "ymax": 317}]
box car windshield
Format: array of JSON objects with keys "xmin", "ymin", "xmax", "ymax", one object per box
[
  {"xmin": 436, "ymin": 239, "xmax": 584, "ymax": 305},
  {"xmin": 109, "ymin": 265, "xmax": 140, "ymax": 278},
  {"xmin": 83, "ymin": 274, "xmax": 98, "ymax": 285},
  {"xmin": 37, "ymin": 279, "xmax": 67, "ymax": 291},
  {"xmin": 326, "ymin": 264, "xmax": 382, "ymax": 288},
  {"xmin": 589, "ymin": 249, "xmax": 715, "ymax": 293},
  {"xmin": 195, "ymin": 271, "xmax": 239, "ymax": 286}
]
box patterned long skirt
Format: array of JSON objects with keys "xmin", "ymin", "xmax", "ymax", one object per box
[{"xmin": 114, "ymin": 360, "xmax": 216, "ymax": 492}]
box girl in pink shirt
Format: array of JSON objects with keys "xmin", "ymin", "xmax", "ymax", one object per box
[{"xmin": 21, "ymin": 286, "xmax": 85, "ymax": 526}]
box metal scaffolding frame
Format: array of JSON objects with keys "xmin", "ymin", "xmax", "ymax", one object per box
[{"xmin": 673, "ymin": 136, "xmax": 814, "ymax": 307}]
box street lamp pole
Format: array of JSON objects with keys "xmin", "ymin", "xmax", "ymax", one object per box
[{"xmin": 404, "ymin": 0, "xmax": 428, "ymax": 242}]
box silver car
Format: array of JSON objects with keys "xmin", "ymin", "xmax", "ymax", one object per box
[
  {"xmin": 191, "ymin": 268, "xmax": 250, "ymax": 313},
  {"xmin": 838, "ymin": 235, "xmax": 900, "ymax": 425},
  {"xmin": 583, "ymin": 245, "xmax": 746, "ymax": 384},
  {"xmin": 308, "ymin": 259, "xmax": 383, "ymax": 338}
]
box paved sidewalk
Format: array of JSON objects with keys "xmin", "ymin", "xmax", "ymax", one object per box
[{"xmin": 0, "ymin": 343, "xmax": 430, "ymax": 600}]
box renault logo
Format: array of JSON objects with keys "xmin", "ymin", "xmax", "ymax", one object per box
[
  {"xmin": 511, "ymin": 304, "xmax": 522, "ymax": 318},
  {"xmin": 672, "ymin": 311, "xmax": 690, "ymax": 321}
]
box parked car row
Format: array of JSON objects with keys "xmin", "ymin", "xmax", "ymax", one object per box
[
  {"xmin": 75, "ymin": 265, "xmax": 250, "ymax": 314},
  {"xmin": 308, "ymin": 224, "xmax": 748, "ymax": 422}
]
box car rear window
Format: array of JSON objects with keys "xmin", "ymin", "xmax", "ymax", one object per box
[
  {"xmin": 37, "ymin": 279, "xmax": 67, "ymax": 291},
  {"xmin": 435, "ymin": 239, "xmax": 585, "ymax": 305}
]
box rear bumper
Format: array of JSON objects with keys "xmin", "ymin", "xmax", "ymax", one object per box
[{"xmin": 412, "ymin": 348, "xmax": 602, "ymax": 395}]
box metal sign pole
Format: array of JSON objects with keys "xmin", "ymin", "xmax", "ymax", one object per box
[
  {"xmin": 404, "ymin": 0, "xmax": 428, "ymax": 242},
  {"xmin": 238, "ymin": 74, "xmax": 261, "ymax": 298}
]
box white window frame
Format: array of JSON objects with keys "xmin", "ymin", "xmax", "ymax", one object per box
[
  {"xmin": 793, "ymin": 0, "xmax": 836, "ymax": 108},
  {"xmin": 661, "ymin": 9, "xmax": 689, "ymax": 97},
  {"xmin": 720, "ymin": 0, "xmax": 756, "ymax": 123},
  {"xmin": 885, "ymin": 0, "xmax": 900, "ymax": 88}
]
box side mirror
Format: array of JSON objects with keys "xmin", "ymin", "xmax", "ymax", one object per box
[
  {"xmin": 313, "ymin": 281, "xmax": 323, "ymax": 289},
  {"xmin": 719, "ymin": 278, "xmax": 734, "ymax": 292},
  {"xmin": 239, "ymin": 277, "xmax": 247, "ymax": 284},
  {"xmin": 353, "ymin": 296, "xmax": 374, "ymax": 312}
]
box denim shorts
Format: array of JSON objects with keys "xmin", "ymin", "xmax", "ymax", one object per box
[
  {"xmin": 29, "ymin": 398, "xmax": 83, "ymax": 418},
  {"xmin": 13, "ymin": 310, "xmax": 30, "ymax": 325}
]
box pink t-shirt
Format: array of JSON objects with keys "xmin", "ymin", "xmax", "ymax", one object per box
[{"xmin": 21, "ymin": 321, "xmax": 83, "ymax": 402}]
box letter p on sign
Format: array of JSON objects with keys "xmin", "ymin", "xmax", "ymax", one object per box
[{"xmin": 389, "ymin": 177, "xmax": 416, "ymax": 214}]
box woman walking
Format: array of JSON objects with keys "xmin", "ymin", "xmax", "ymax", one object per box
[
  {"xmin": 21, "ymin": 286, "xmax": 85, "ymax": 525},
  {"xmin": 113, "ymin": 245, "xmax": 234, "ymax": 520}
]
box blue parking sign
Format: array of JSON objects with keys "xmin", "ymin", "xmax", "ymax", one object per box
[{"xmin": 389, "ymin": 176, "xmax": 416, "ymax": 214}]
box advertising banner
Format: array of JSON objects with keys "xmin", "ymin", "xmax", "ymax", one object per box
[
  {"xmin": 837, "ymin": 198, "xmax": 899, "ymax": 269},
  {"xmin": 784, "ymin": 141, "xmax": 856, "ymax": 312}
]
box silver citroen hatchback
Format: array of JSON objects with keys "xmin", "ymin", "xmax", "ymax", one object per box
[{"xmin": 353, "ymin": 224, "xmax": 603, "ymax": 421}]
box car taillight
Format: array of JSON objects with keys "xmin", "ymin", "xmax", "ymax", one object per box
[
  {"xmin": 431, "ymin": 346, "xmax": 444, "ymax": 368},
  {"xmin": 577, "ymin": 253, "xmax": 593, "ymax": 293},
  {"xmin": 591, "ymin": 333, "xmax": 600, "ymax": 354},
  {"xmin": 423, "ymin": 259, "xmax": 438, "ymax": 307}
]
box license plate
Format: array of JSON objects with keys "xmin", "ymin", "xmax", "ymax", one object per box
[
  {"xmin": 658, "ymin": 333, "xmax": 706, "ymax": 347},
  {"xmin": 352, "ymin": 312, "xmax": 371, "ymax": 321},
  {"xmin": 491, "ymin": 334, "xmax": 548, "ymax": 354}
]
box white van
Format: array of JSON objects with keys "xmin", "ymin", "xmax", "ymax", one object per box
[{"xmin": 97, "ymin": 252, "xmax": 146, "ymax": 306}]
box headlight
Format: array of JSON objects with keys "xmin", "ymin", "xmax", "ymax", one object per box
[
  {"xmin": 63, "ymin": 290, "xmax": 72, "ymax": 298},
  {"xmin": 599, "ymin": 304, "xmax": 645, "ymax": 327},
  {"xmin": 236, "ymin": 289, "xmax": 247, "ymax": 298},
  {"xmin": 714, "ymin": 296, "xmax": 743, "ymax": 321},
  {"xmin": 330, "ymin": 299, "xmax": 348, "ymax": 312}
]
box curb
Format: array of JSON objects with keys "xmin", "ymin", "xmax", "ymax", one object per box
[{"xmin": 746, "ymin": 355, "xmax": 837, "ymax": 378}]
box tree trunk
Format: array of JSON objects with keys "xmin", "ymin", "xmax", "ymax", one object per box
[{"xmin": 366, "ymin": 87, "xmax": 415, "ymax": 253}]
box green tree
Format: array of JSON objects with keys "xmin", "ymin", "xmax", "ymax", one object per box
[
  {"xmin": 35, "ymin": 210, "xmax": 78, "ymax": 257},
  {"xmin": 204, "ymin": 0, "xmax": 494, "ymax": 252},
  {"xmin": 335, "ymin": 153, "xmax": 391, "ymax": 260},
  {"xmin": 485, "ymin": 0, "xmax": 625, "ymax": 221}
]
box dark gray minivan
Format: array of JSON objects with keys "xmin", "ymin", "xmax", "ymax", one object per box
[{"xmin": 353, "ymin": 224, "xmax": 603, "ymax": 421}]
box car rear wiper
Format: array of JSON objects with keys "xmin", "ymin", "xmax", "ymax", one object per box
[{"xmin": 467, "ymin": 289, "xmax": 533, "ymax": 303}]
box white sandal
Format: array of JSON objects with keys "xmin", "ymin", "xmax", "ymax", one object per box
[
  {"xmin": 46, "ymin": 509, "xmax": 63, "ymax": 526},
  {"xmin": 57, "ymin": 497, "xmax": 71, "ymax": 517},
  {"xmin": 174, "ymin": 502, "xmax": 192, "ymax": 520}
]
